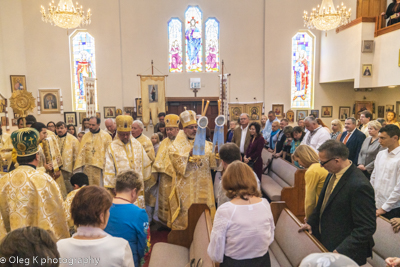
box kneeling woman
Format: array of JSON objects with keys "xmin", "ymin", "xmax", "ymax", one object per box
[{"xmin": 207, "ymin": 161, "xmax": 275, "ymax": 267}]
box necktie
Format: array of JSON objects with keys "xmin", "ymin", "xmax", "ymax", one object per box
[
  {"xmin": 320, "ymin": 174, "xmax": 337, "ymax": 216},
  {"xmin": 343, "ymin": 133, "xmax": 350, "ymax": 144}
]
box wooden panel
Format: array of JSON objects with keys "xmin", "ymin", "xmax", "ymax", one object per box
[
  {"xmin": 357, "ymin": 0, "xmax": 386, "ymax": 18},
  {"xmin": 375, "ymin": 20, "xmax": 400, "ymax": 36},
  {"xmin": 336, "ymin": 16, "xmax": 376, "ymax": 33},
  {"xmin": 281, "ymin": 169, "xmax": 307, "ymax": 222},
  {"xmin": 270, "ymin": 201, "xmax": 287, "ymax": 225}
]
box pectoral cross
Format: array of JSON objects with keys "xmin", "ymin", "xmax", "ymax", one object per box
[{"xmin": 91, "ymin": 147, "xmax": 96, "ymax": 155}]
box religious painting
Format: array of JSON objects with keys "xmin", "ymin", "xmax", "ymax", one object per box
[
  {"xmin": 185, "ymin": 6, "xmax": 203, "ymax": 72},
  {"xmin": 14, "ymin": 113, "xmax": 20, "ymax": 119},
  {"xmin": 0, "ymin": 99, "xmax": 6, "ymax": 113},
  {"xmin": 149, "ymin": 85, "xmax": 158, "ymax": 103},
  {"xmin": 339, "ymin": 106, "xmax": 351, "ymax": 121},
  {"xmin": 190, "ymin": 78, "xmax": 201, "ymax": 89},
  {"xmin": 116, "ymin": 109, "xmax": 122, "ymax": 116},
  {"xmin": 96, "ymin": 112, "xmax": 101, "ymax": 119},
  {"xmin": 205, "ymin": 18, "xmax": 220, "ymax": 72},
  {"xmin": 64, "ymin": 112, "xmax": 77, "ymax": 126},
  {"xmin": 12, "ymin": 118, "xmax": 18, "ymax": 127},
  {"xmin": 79, "ymin": 112, "xmax": 86, "ymax": 124},
  {"xmin": 246, "ymin": 103, "xmax": 263, "ymax": 123},
  {"xmin": 296, "ymin": 110, "xmax": 308, "ymax": 121},
  {"xmin": 1, "ymin": 117, "xmax": 7, "ymax": 127},
  {"xmin": 70, "ymin": 30, "xmax": 96, "ymax": 111},
  {"xmin": 272, "ymin": 104, "xmax": 284, "ymax": 119},
  {"xmin": 291, "ymin": 30, "xmax": 315, "ymax": 109},
  {"xmin": 124, "ymin": 107, "xmax": 135, "ymax": 117},
  {"xmin": 10, "ymin": 75, "xmax": 27, "ymax": 93},
  {"xmin": 39, "ymin": 89, "xmax": 60, "ymax": 114},
  {"xmin": 310, "ymin": 110, "xmax": 319, "ymax": 118},
  {"xmin": 362, "ymin": 64, "xmax": 372, "ymax": 77},
  {"xmin": 354, "ymin": 101, "xmax": 373, "ymax": 118},
  {"xmin": 378, "ymin": 106, "xmax": 385, "ymax": 118},
  {"xmin": 386, "ymin": 104, "xmax": 394, "ymax": 112},
  {"xmin": 286, "ymin": 110, "xmax": 295, "ymax": 123},
  {"xmin": 104, "ymin": 106, "xmax": 116, "ymax": 118},
  {"xmin": 229, "ymin": 104, "xmax": 244, "ymax": 123},
  {"xmin": 321, "ymin": 106, "xmax": 333, "ymax": 118},
  {"xmin": 136, "ymin": 98, "xmax": 143, "ymax": 117},
  {"xmin": 168, "ymin": 18, "xmax": 183, "ymax": 73},
  {"xmin": 396, "ymin": 102, "xmax": 400, "ymax": 122},
  {"xmin": 362, "ymin": 40, "xmax": 374, "ymax": 53}
]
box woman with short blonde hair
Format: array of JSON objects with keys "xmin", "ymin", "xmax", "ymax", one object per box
[
  {"xmin": 358, "ymin": 120, "xmax": 383, "ymax": 180},
  {"xmin": 208, "ymin": 161, "xmax": 274, "ymax": 266},
  {"xmin": 330, "ymin": 119, "xmax": 343, "ymax": 140},
  {"xmin": 293, "ymin": 145, "xmax": 328, "ymax": 219},
  {"xmin": 151, "ymin": 133, "xmax": 161, "ymax": 155}
]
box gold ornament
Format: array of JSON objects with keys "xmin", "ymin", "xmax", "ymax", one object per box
[{"xmin": 10, "ymin": 90, "xmax": 36, "ymax": 115}]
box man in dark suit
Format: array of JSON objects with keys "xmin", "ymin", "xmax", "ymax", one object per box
[
  {"xmin": 299, "ymin": 140, "xmax": 376, "ymax": 265},
  {"xmin": 340, "ymin": 117, "xmax": 366, "ymax": 163},
  {"xmin": 231, "ymin": 113, "xmax": 251, "ymax": 159}
]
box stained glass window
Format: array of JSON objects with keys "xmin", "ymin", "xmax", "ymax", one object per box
[
  {"xmin": 70, "ymin": 30, "xmax": 96, "ymax": 111},
  {"xmin": 185, "ymin": 6, "xmax": 202, "ymax": 72},
  {"xmin": 205, "ymin": 18, "xmax": 219, "ymax": 72},
  {"xmin": 291, "ymin": 30, "xmax": 315, "ymax": 109},
  {"xmin": 168, "ymin": 18, "xmax": 183, "ymax": 73}
]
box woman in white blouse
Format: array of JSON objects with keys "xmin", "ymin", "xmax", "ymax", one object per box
[
  {"xmin": 57, "ymin": 186, "xmax": 134, "ymax": 267},
  {"xmin": 207, "ymin": 161, "xmax": 275, "ymax": 267}
]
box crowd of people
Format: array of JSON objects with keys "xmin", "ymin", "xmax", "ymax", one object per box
[{"xmin": 0, "ymin": 108, "xmax": 400, "ymax": 266}]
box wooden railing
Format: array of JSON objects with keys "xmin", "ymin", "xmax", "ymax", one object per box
[{"xmin": 335, "ymin": 15, "xmax": 400, "ymax": 37}]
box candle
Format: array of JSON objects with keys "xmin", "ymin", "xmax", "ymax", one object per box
[
  {"xmin": 218, "ymin": 100, "xmax": 221, "ymax": 116},
  {"xmin": 202, "ymin": 99, "xmax": 204, "ymax": 115},
  {"xmin": 203, "ymin": 101, "xmax": 210, "ymax": 116}
]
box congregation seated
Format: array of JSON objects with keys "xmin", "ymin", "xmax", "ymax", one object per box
[
  {"xmin": 0, "ymin": 226, "xmax": 60, "ymax": 267},
  {"xmin": 292, "ymin": 145, "xmax": 328, "ymax": 219},
  {"xmin": 104, "ymin": 171, "xmax": 149, "ymax": 267},
  {"xmin": 208, "ymin": 161, "xmax": 275, "ymax": 266},
  {"xmin": 57, "ymin": 186, "xmax": 135, "ymax": 267}
]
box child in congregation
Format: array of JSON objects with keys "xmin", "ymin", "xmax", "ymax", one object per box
[{"xmin": 282, "ymin": 126, "xmax": 294, "ymax": 162}]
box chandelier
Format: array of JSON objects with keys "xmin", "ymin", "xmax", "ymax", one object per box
[
  {"xmin": 303, "ymin": 0, "xmax": 351, "ymax": 32},
  {"xmin": 40, "ymin": 0, "xmax": 91, "ymax": 29}
]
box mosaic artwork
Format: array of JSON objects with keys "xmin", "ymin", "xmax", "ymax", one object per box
[
  {"xmin": 70, "ymin": 30, "xmax": 96, "ymax": 111},
  {"xmin": 168, "ymin": 18, "xmax": 183, "ymax": 73},
  {"xmin": 205, "ymin": 18, "xmax": 219, "ymax": 72},
  {"xmin": 185, "ymin": 6, "xmax": 203, "ymax": 72},
  {"xmin": 291, "ymin": 30, "xmax": 315, "ymax": 109}
]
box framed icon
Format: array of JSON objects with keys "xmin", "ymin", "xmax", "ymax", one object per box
[{"xmin": 64, "ymin": 112, "xmax": 77, "ymax": 126}]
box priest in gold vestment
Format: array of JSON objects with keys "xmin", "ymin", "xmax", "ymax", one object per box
[
  {"xmin": 56, "ymin": 121, "xmax": 80, "ymax": 194},
  {"xmin": 104, "ymin": 115, "xmax": 152, "ymax": 209},
  {"xmin": 0, "ymin": 128, "xmax": 69, "ymax": 240},
  {"xmin": 132, "ymin": 120, "xmax": 156, "ymax": 218},
  {"xmin": 0, "ymin": 127, "xmax": 13, "ymax": 170},
  {"xmin": 152, "ymin": 114, "xmax": 180, "ymax": 225},
  {"xmin": 74, "ymin": 117, "xmax": 112, "ymax": 186},
  {"xmin": 168, "ymin": 110, "xmax": 216, "ymax": 230}
]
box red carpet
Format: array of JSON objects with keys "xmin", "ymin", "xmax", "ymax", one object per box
[{"xmin": 143, "ymin": 228, "xmax": 170, "ymax": 267}]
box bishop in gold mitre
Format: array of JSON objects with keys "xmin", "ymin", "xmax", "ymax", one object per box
[
  {"xmin": 168, "ymin": 110, "xmax": 216, "ymax": 230},
  {"xmin": 131, "ymin": 120, "xmax": 156, "ymax": 218},
  {"xmin": 104, "ymin": 115, "xmax": 152, "ymax": 209},
  {"xmin": 73, "ymin": 117, "xmax": 112, "ymax": 186},
  {"xmin": 0, "ymin": 128, "xmax": 69, "ymax": 240},
  {"xmin": 55, "ymin": 121, "xmax": 80, "ymax": 194},
  {"xmin": 152, "ymin": 114, "xmax": 180, "ymax": 225}
]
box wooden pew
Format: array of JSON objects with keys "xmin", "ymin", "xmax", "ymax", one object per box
[
  {"xmin": 149, "ymin": 204, "xmax": 217, "ymax": 267},
  {"xmin": 262, "ymin": 149, "xmax": 306, "ymax": 221}
]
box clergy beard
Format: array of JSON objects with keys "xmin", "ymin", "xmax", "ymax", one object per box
[{"xmin": 168, "ymin": 136, "xmax": 176, "ymax": 141}]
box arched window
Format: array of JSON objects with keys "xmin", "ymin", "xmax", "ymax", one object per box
[
  {"xmin": 291, "ymin": 30, "xmax": 315, "ymax": 109},
  {"xmin": 205, "ymin": 18, "xmax": 219, "ymax": 72},
  {"xmin": 185, "ymin": 6, "xmax": 203, "ymax": 72},
  {"xmin": 168, "ymin": 18, "xmax": 183, "ymax": 73},
  {"xmin": 70, "ymin": 30, "xmax": 96, "ymax": 111}
]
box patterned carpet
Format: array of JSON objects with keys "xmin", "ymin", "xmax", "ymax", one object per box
[{"xmin": 143, "ymin": 223, "xmax": 170, "ymax": 267}]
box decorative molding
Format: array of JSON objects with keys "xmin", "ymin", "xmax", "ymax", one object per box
[{"xmin": 336, "ymin": 16, "xmax": 376, "ymax": 33}]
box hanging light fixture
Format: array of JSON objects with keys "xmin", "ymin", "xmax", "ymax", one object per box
[
  {"xmin": 40, "ymin": 0, "xmax": 91, "ymax": 30},
  {"xmin": 303, "ymin": 0, "xmax": 351, "ymax": 32}
]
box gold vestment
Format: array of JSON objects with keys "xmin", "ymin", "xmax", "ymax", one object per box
[
  {"xmin": 0, "ymin": 165, "xmax": 69, "ymax": 240},
  {"xmin": 63, "ymin": 186, "xmax": 84, "ymax": 231},
  {"xmin": 136, "ymin": 134, "xmax": 156, "ymax": 207},
  {"xmin": 74, "ymin": 129, "xmax": 112, "ymax": 185},
  {"xmin": 58, "ymin": 133, "xmax": 79, "ymax": 193},
  {"xmin": 104, "ymin": 138, "xmax": 152, "ymax": 209},
  {"xmin": 0, "ymin": 133, "xmax": 13, "ymax": 169},
  {"xmin": 152, "ymin": 137, "xmax": 175, "ymax": 225},
  {"xmin": 168, "ymin": 130, "xmax": 216, "ymax": 230}
]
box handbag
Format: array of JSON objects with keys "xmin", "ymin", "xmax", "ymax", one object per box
[{"xmin": 247, "ymin": 157, "xmax": 258, "ymax": 169}]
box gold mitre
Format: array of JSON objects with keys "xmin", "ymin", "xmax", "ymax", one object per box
[
  {"xmin": 116, "ymin": 115, "xmax": 133, "ymax": 132},
  {"xmin": 165, "ymin": 114, "xmax": 180, "ymax": 128},
  {"xmin": 180, "ymin": 110, "xmax": 197, "ymax": 128}
]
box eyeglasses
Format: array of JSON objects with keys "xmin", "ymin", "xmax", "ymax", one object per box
[
  {"xmin": 186, "ymin": 125, "xmax": 198, "ymax": 130},
  {"xmin": 319, "ymin": 158, "xmax": 337, "ymax": 166}
]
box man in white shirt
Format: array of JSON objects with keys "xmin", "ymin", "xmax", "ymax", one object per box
[
  {"xmin": 371, "ymin": 124, "xmax": 400, "ymax": 219},
  {"xmin": 231, "ymin": 113, "xmax": 251, "ymax": 159},
  {"xmin": 301, "ymin": 116, "xmax": 330, "ymax": 152},
  {"xmin": 359, "ymin": 110, "xmax": 372, "ymax": 137},
  {"xmin": 262, "ymin": 111, "xmax": 280, "ymax": 145}
]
